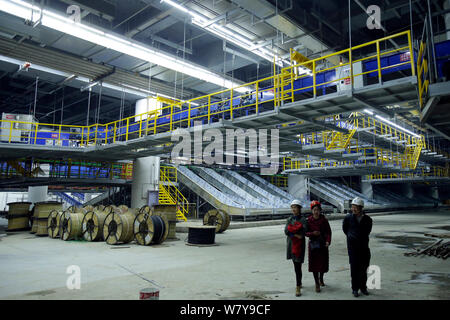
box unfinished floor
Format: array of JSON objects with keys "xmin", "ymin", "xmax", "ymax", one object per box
[{"xmin": 0, "ymin": 209, "xmax": 449, "ymax": 300}]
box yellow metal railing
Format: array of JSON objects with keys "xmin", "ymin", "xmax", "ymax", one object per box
[
  {"xmin": 0, "ymin": 31, "xmax": 416, "ymax": 150},
  {"xmin": 280, "ymin": 31, "xmax": 414, "ymax": 103},
  {"xmin": 283, "ymin": 145, "xmax": 414, "ymax": 172},
  {"xmin": 265, "ymin": 175, "xmax": 288, "ymax": 188},
  {"xmin": 0, "ymin": 158, "xmax": 133, "ymax": 180},
  {"xmin": 159, "ymin": 167, "xmax": 188, "ymax": 221},
  {"xmin": 368, "ymin": 165, "xmax": 450, "ymax": 180}
]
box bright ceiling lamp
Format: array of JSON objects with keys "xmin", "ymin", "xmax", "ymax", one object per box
[
  {"xmin": 374, "ymin": 115, "xmax": 421, "ymax": 138},
  {"xmin": 362, "ymin": 109, "xmax": 421, "ymax": 138},
  {"xmin": 162, "ymin": 0, "xmax": 286, "ymax": 68},
  {"xmin": 0, "ymin": 0, "xmax": 248, "ymax": 93}
]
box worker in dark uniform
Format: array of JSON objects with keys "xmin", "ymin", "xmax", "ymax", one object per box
[
  {"xmin": 342, "ymin": 197, "xmax": 373, "ymax": 297},
  {"xmin": 285, "ymin": 199, "xmax": 308, "ymax": 297}
]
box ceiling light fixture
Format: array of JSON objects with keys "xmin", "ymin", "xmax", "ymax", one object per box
[
  {"xmin": 162, "ymin": 0, "xmax": 286, "ymax": 67},
  {"xmin": 374, "ymin": 114, "xmax": 421, "ymax": 138},
  {"xmin": 0, "ymin": 0, "xmax": 249, "ymax": 93}
]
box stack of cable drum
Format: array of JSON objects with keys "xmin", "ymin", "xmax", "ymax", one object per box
[
  {"xmin": 35, "ymin": 203, "xmax": 180, "ymax": 247},
  {"xmin": 134, "ymin": 206, "xmax": 169, "ymax": 246},
  {"xmin": 32, "ymin": 201, "xmax": 63, "ymax": 236},
  {"xmin": 6, "ymin": 202, "xmax": 31, "ymax": 231},
  {"xmin": 203, "ymin": 209, "xmax": 230, "ymax": 233},
  {"xmin": 58, "ymin": 205, "xmax": 92, "ymax": 241}
]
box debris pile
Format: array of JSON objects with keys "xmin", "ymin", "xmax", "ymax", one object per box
[{"xmin": 404, "ymin": 239, "xmax": 449, "ymax": 259}]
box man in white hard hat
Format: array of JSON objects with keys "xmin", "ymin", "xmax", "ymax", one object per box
[
  {"xmin": 284, "ymin": 199, "xmax": 309, "ymax": 297},
  {"xmin": 342, "ymin": 197, "xmax": 373, "ymax": 297}
]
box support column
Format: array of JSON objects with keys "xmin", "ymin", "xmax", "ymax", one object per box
[
  {"xmin": 28, "ymin": 186, "xmax": 48, "ymax": 207},
  {"xmin": 288, "ymin": 174, "xmax": 309, "ymax": 203},
  {"xmin": 361, "ymin": 179, "xmax": 373, "ymax": 200},
  {"xmin": 131, "ymin": 157, "xmax": 160, "ymax": 208}
]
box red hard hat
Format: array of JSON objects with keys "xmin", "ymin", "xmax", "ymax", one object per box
[{"xmin": 310, "ymin": 200, "xmax": 321, "ymax": 210}]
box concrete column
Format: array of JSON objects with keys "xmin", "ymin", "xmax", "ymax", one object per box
[
  {"xmin": 361, "ymin": 179, "xmax": 373, "ymax": 200},
  {"xmin": 288, "ymin": 174, "xmax": 309, "ymax": 203},
  {"xmin": 28, "ymin": 186, "xmax": 48, "ymax": 207},
  {"xmin": 131, "ymin": 157, "xmax": 160, "ymax": 208}
]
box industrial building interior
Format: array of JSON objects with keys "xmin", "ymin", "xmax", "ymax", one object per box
[{"xmin": 0, "ymin": 0, "xmax": 449, "ymax": 301}]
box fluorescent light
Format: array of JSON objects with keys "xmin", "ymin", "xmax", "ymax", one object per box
[
  {"xmin": 363, "ymin": 109, "xmax": 374, "ymax": 115},
  {"xmin": 0, "ymin": 0, "xmax": 247, "ymax": 92},
  {"xmin": 375, "ymin": 115, "xmax": 421, "ymax": 138},
  {"xmin": 80, "ymin": 81, "xmax": 99, "ymax": 92},
  {"xmin": 161, "ymin": 0, "xmax": 189, "ymax": 13}
]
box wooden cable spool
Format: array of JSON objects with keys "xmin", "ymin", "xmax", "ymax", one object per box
[
  {"xmin": 134, "ymin": 212, "xmax": 168, "ymax": 245},
  {"xmin": 6, "ymin": 202, "xmax": 31, "ymax": 231},
  {"xmin": 153, "ymin": 205, "xmax": 177, "ymax": 240},
  {"xmin": 103, "ymin": 212, "xmax": 135, "ymax": 245},
  {"xmin": 47, "ymin": 210, "xmax": 63, "ymax": 238},
  {"xmin": 95, "ymin": 205, "xmax": 105, "ymax": 211},
  {"xmin": 104, "ymin": 205, "xmax": 126, "ymax": 214},
  {"xmin": 203, "ymin": 209, "xmax": 230, "ymax": 233},
  {"xmin": 139, "ymin": 205, "xmax": 152, "ymax": 214},
  {"xmin": 60, "ymin": 211, "xmax": 85, "ymax": 241},
  {"xmin": 82, "ymin": 209, "xmax": 108, "ymax": 241},
  {"xmin": 83, "ymin": 205, "xmax": 95, "ymax": 212},
  {"xmin": 34, "ymin": 201, "xmax": 63, "ymax": 236},
  {"xmin": 67, "ymin": 206, "xmax": 77, "ymax": 213},
  {"xmin": 186, "ymin": 226, "xmax": 216, "ymax": 246}
]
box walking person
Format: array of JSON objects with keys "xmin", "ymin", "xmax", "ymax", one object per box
[
  {"xmin": 285, "ymin": 199, "xmax": 308, "ymax": 297},
  {"xmin": 306, "ymin": 200, "xmax": 332, "ymax": 293},
  {"xmin": 343, "ymin": 197, "xmax": 373, "ymax": 297}
]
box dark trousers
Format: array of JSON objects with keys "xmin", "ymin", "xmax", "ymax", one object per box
[
  {"xmin": 350, "ymin": 262, "xmax": 369, "ymax": 291},
  {"xmin": 293, "ymin": 261, "xmax": 303, "ymax": 286}
]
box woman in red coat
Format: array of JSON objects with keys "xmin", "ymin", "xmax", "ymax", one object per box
[{"xmin": 306, "ymin": 200, "xmax": 332, "ymax": 293}]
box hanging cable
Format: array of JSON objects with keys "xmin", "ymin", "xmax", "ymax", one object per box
[
  {"xmin": 33, "ymin": 76, "xmax": 39, "ymax": 118},
  {"xmin": 174, "ymin": 50, "xmax": 178, "ymax": 101},
  {"xmin": 60, "ymin": 86, "xmax": 65, "ymax": 125},
  {"xmin": 86, "ymin": 87, "xmax": 92, "ymax": 126},
  {"xmin": 96, "ymin": 83, "xmax": 103, "ymax": 124},
  {"xmin": 52, "ymin": 91, "xmax": 56, "ymax": 124},
  {"xmin": 181, "ymin": 18, "xmax": 186, "ymax": 102}
]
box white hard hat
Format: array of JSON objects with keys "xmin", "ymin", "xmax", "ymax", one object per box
[
  {"xmin": 290, "ymin": 199, "xmax": 303, "ymax": 207},
  {"xmin": 351, "ymin": 197, "xmax": 364, "ymax": 207}
]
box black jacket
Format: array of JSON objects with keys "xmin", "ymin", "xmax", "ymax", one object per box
[{"xmin": 342, "ymin": 213, "xmax": 372, "ymax": 263}]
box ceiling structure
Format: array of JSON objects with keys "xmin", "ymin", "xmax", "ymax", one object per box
[{"xmin": 0, "ymin": 0, "xmax": 448, "ymax": 152}]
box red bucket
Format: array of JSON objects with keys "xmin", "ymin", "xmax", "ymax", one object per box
[{"xmin": 139, "ymin": 287, "xmax": 159, "ymax": 300}]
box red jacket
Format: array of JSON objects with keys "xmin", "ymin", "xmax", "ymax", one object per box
[{"xmin": 287, "ymin": 221, "xmax": 303, "ymax": 258}]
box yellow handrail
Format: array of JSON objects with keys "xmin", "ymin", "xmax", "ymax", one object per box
[{"xmin": 0, "ymin": 31, "xmax": 416, "ymax": 151}]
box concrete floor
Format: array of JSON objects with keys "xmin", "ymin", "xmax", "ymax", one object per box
[{"xmin": 0, "ymin": 209, "xmax": 449, "ymax": 300}]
